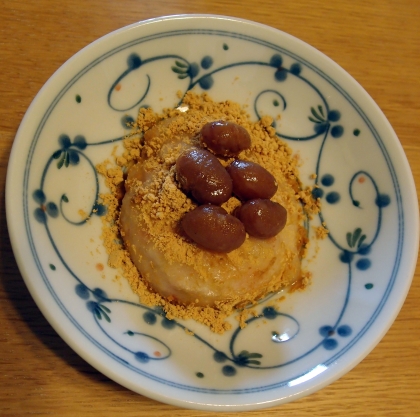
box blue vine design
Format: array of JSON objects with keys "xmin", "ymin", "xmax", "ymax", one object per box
[{"xmin": 32, "ymin": 46, "xmax": 392, "ymax": 379}]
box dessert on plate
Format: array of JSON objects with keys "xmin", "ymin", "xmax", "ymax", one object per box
[{"xmin": 98, "ymin": 92, "xmax": 319, "ymax": 332}]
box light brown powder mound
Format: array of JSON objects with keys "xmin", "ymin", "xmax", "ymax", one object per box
[{"xmin": 98, "ymin": 92, "xmax": 320, "ymax": 334}]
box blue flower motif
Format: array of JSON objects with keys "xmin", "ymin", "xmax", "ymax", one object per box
[
  {"xmin": 269, "ymin": 54, "xmax": 283, "ymax": 67},
  {"xmin": 143, "ymin": 311, "xmax": 157, "ymax": 325},
  {"xmin": 319, "ymin": 325, "xmax": 334, "ymax": 337},
  {"xmin": 161, "ymin": 317, "xmax": 176, "ymax": 329},
  {"xmin": 309, "ymin": 105, "xmax": 326, "ymax": 124},
  {"xmin": 331, "ymin": 125, "xmax": 344, "ymax": 138},
  {"xmin": 45, "ymin": 202, "xmax": 59, "ymax": 217},
  {"xmin": 358, "ymin": 244, "xmax": 371, "ymax": 255},
  {"xmin": 356, "ymin": 258, "xmax": 372, "ymax": 270},
  {"xmin": 308, "ymin": 106, "xmax": 344, "ymax": 138},
  {"xmin": 321, "ymin": 174, "xmax": 335, "ymax": 186},
  {"xmin": 121, "ymin": 115, "xmax": 135, "ymax": 129},
  {"xmin": 319, "ymin": 324, "xmax": 352, "ymax": 350},
  {"xmin": 322, "ymin": 338, "xmax": 338, "ymax": 350},
  {"xmin": 269, "ymin": 54, "xmax": 288, "ymax": 82},
  {"xmin": 127, "ymin": 53, "xmax": 142, "ymax": 69},
  {"xmin": 337, "ymin": 325, "xmax": 352, "ymax": 337},
  {"xmin": 199, "ymin": 74, "xmax": 214, "ymax": 90},
  {"xmin": 234, "ymin": 350, "xmax": 262, "ymax": 367},
  {"xmin": 312, "ymin": 187, "xmax": 324, "ymax": 199},
  {"xmin": 222, "ymin": 365, "xmax": 236, "ymax": 376},
  {"xmin": 33, "ymin": 189, "xmax": 46, "ymax": 204},
  {"xmin": 262, "ymin": 306, "xmax": 278, "ymax": 319},
  {"xmin": 52, "ymin": 134, "xmax": 87, "ymax": 169},
  {"xmin": 328, "ymin": 110, "xmax": 341, "ymax": 122},
  {"xmin": 32, "ymin": 189, "xmax": 60, "ymax": 223},
  {"xmin": 346, "ymin": 228, "xmax": 366, "ymax": 249},
  {"xmin": 92, "ymin": 287, "xmax": 108, "ymax": 301},
  {"xmin": 33, "ymin": 208, "xmax": 47, "ymax": 224},
  {"xmin": 376, "ymin": 194, "xmax": 391, "ymax": 207},
  {"xmin": 339, "ymin": 250, "xmax": 354, "ymax": 264},
  {"xmin": 187, "ymin": 62, "xmax": 199, "ymax": 78},
  {"xmin": 290, "ymin": 63, "xmax": 302, "ymax": 75},
  {"xmin": 86, "ymin": 300, "xmax": 111, "ymax": 322},
  {"xmin": 326, "ymin": 191, "xmax": 340, "ymax": 204},
  {"xmin": 274, "ymin": 68, "xmax": 288, "ymax": 81},
  {"xmin": 172, "ymin": 60, "xmax": 200, "ymax": 80},
  {"xmin": 314, "ymin": 122, "xmax": 329, "ymax": 134},
  {"xmin": 201, "ymin": 55, "xmax": 213, "ymax": 69},
  {"xmin": 93, "ymin": 202, "xmax": 107, "ymax": 216},
  {"xmin": 75, "ymin": 283, "xmax": 90, "ymax": 299}
]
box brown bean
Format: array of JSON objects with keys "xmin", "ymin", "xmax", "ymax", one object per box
[
  {"xmin": 235, "ymin": 199, "xmax": 287, "ymax": 239},
  {"xmin": 181, "ymin": 205, "xmax": 246, "ymax": 252},
  {"xmin": 176, "ymin": 148, "xmax": 232, "ymax": 205},
  {"xmin": 226, "ymin": 159, "xmax": 278, "ymax": 201},
  {"xmin": 201, "ymin": 121, "xmax": 251, "ymax": 157}
]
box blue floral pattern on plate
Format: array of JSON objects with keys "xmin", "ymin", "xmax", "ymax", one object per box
[{"xmin": 7, "ymin": 16, "xmax": 417, "ymax": 410}]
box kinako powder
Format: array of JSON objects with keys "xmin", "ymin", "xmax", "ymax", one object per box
[{"xmin": 96, "ymin": 92, "xmax": 321, "ymax": 334}]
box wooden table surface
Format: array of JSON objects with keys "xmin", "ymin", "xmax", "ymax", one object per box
[{"xmin": 1, "ymin": 1, "xmax": 419, "ymax": 415}]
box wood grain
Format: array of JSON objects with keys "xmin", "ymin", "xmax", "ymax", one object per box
[{"xmin": 1, "ymin": 1, "xmax": 419, "ymax": 415}]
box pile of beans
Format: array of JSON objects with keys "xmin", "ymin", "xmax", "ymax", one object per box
[{"xmin": 176, "ymin": 120, "xmax": 287, "ymax": 252}]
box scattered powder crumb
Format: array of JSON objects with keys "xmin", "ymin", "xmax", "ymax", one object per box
[
  {"xmin": 315, "ymin": 224, "xmax": 329, "ymax": 240},
  {"xmin": 236, "ymin": 308, "xmax": 258, "ymax": 329},
  {"xmin": 184, "ymin": 328, "xmax": 195, "ymax": 336},
  {"xmin": 289, "ymin": 270, "xmax": 312, "ymax": 292}
]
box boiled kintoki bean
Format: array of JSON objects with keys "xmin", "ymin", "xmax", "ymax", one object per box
[
  {"xmin": 235, "ymin": 199, "xmax": 287, "ymax": 239},
  {"xmin": 181, "ymin": 204, "xmax": 246, "ymax": 252},
  {"xmin": 176, "ymin": 148, "xmax": 232, "ymax": 205},
  {"xmin": 200, "ymin": 120, "xmax": 251, "ymax": 157},
  {"xmin": 226, "ymin": 159, "xmax": 278, "ymax": 201}
]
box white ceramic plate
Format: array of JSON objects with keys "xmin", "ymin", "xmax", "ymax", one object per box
[{"xmin": 6, "ymin": 15, "xmax": 419, "ymax": 411}]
